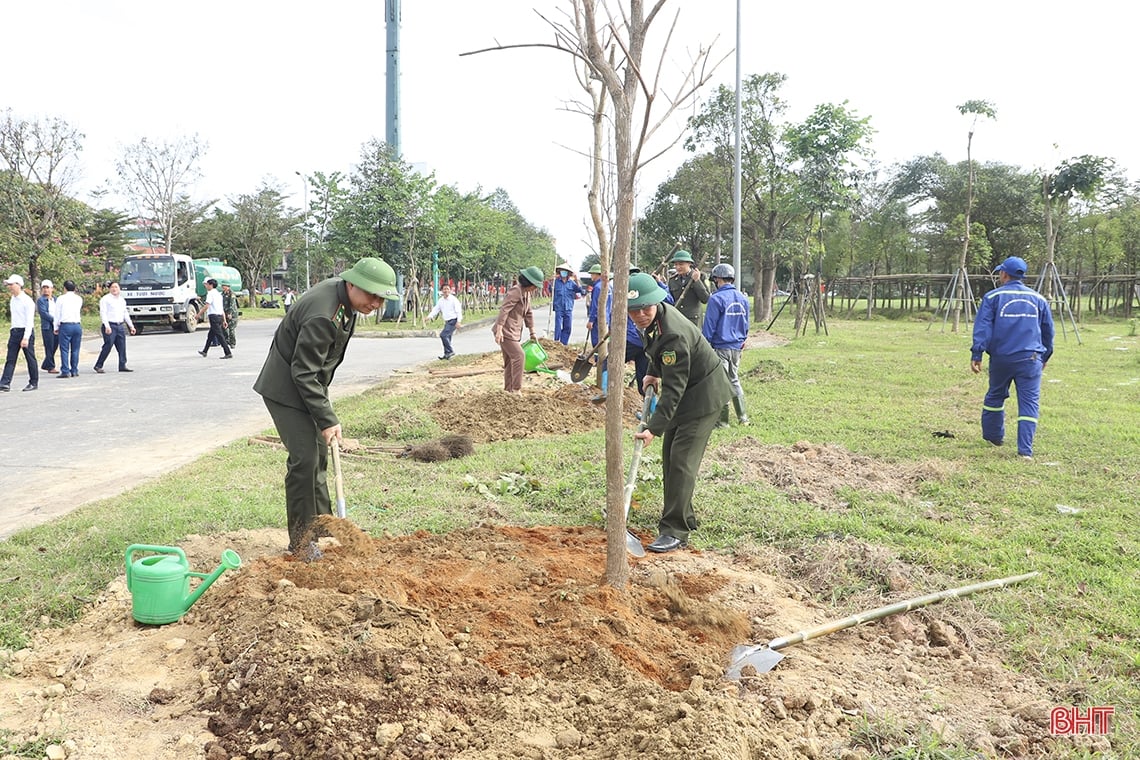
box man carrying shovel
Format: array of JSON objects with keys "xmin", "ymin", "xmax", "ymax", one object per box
[
  {"xmin": 627, "ymin": 272, "xmax": 731, "ymax": 553},
  {"xmin": 254, "ymin": 257, "xmax": 399, "ymax": 561}
]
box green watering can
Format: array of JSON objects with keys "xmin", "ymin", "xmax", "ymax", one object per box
[
  {"xmin": 522, "ymin": 339, "xmax": 548, "ymax": 373},
  {"xmin": 125, "ymin": 544, "xmax": 242, "ymax": 625}
]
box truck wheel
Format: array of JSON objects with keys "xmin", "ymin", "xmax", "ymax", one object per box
[{"xmin": 184, "ymin": 309, "xmax": 199, "ymax": 332}]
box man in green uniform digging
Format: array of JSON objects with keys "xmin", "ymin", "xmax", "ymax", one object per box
[
  {"xmin": 254, "ymin": 257, "xmax": 399, "ymax": 561},
  {"xmin": 627, "ymin": 272, "xmax": 732, "ymax": 553}
]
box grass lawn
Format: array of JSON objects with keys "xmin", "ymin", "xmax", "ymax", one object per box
[{"xmin": 1, "ymin": 314, "xmax": 1136, "ymax": 754}]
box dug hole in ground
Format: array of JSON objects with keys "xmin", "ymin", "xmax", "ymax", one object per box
[{"xmin": 0, "ymin": 337, "xmax": 1109, "ymax": 759}]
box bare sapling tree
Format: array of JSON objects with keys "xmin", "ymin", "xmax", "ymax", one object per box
[
  {"xmin": 464, "ymin": 0, "xmax": 725, "ymax": 587},
  {"xmin": 115, "ymin": 134, "xmax": 207, "ymax": 255},
  {"xmin": 951, "ymin": 100, "xmax": 995, "ymax": 332},
  {"xmin": 0, "ymin": 110, "xmax": 84, "ymax": 284}
]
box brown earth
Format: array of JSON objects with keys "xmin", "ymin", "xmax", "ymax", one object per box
[{"xmin": 0, "ymin": 331, "xmax": 1109, "ymax": 760}]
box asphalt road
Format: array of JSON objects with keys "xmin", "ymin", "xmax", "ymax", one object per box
[{"xmin": 0, "ymin": 302, "xmax": 588, "ymax": 538}]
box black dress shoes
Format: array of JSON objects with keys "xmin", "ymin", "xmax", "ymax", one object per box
[
  {"xmin": 22, "ymin": 383, "xmax": 37, "ymax": 392},
  {"xmin": 647, "ymin": 535, "xmax": 686, "ymax": 553},
  {"xmin": 93, "ymin": 366, "xmax": 105, "ymax": 374},
  {"xmin": 119, "ymin": 367, "xmax": 133, "ymax": 372}
]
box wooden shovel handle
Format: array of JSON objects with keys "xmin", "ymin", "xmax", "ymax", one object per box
[{"xmin": 331, "ymin": 438, "xmax": 347, "ymax": 519}]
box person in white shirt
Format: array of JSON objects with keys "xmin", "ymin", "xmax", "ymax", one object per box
[
  {"xmin": 1, "ymin": 274, "xmax": 39, "ymax": 391},
  {"xmin": 196, "ymin": 278, "xmax": 232, "ymax": 359},
  {"xmin": 52, "ymin": 280, "xmax": 85, "ymax": 378},
  {"xmin": 283, "ymin": 288, "xmax": 296, "ymax": 313},
  {"xmin": 93, "ymin": 281, "xmax": 136, "ymax": 373},
  {"xmin": 427, "ymin": 284, "xmax": 463, "ymax": 360}
]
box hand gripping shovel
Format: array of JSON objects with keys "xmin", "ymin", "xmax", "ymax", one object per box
[
  {"xmin": 570, "ymin": 331, "xmax": 610, "ymax": 383},
  {"xmin": 611, "ymin": 387, "xmax": 656, "ymax": 558},
  {"xmin": 725, "ymin": 571, "xmax": 1040, "ymax": 678},
  {"xmin": 331, "ymin": 438, "xmax": 347, "ymax": 519}
]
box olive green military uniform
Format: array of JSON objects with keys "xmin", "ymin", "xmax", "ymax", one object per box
[
  {"xmin": 642, "ymin": 301, "xmax": 732, "ymax": 543},
  {"xmin": 666, "ymin": 270, "xmax": 710, "ymax": 326},
  {"xmin": 253, "ymin": 277, "xmax": 355, "ymax": 550},
  {"xmin": 221, "ymin": 287, "xmax": 239, "ymax": 347}
]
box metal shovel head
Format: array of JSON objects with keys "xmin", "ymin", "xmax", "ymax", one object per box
[
  {"xmin": 725, "ymin": 644, "xmax": 784, "ymax": 678},
  {"xmin": 570, "ymin": 355, "xmax": 595, "ymax": 383},
  {"xmin": 626, "ymin": 530, "xmax": 646, "ymax": 557}
]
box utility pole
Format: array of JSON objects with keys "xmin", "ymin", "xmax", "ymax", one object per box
[{"xmin": 295, "ymin": 171, "xmax": 310, "ymax": 290}]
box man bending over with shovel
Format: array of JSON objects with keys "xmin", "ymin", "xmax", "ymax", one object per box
[
  {"xmin": 254, "ymin": 257, "xmax": 399, "ymax": 561},
  {"xmin": 627, "ymin": 272, "xmax": 732, "ymax": 553}
]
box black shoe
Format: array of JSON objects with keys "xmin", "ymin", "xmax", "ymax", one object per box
[
  {"xmin": 0, "ymin": 386, "xmax": 9, "ymax": 392},
  {"xmin": 119, "ymin": 367, "xmax": 133, "ymax": 372},
  {"xmin": 93, "ymin": 366, "xmax": 105, "ymax": 374},
  {"xmin": 198, "ymin": 350, "xmax": 208, "ymax": 357},
  {"xmin": 646, "ymin": 535, "xmax": 686, "ymax": 553},
  {"xmin": 57, "ymin": 373, "xmax": 70, "ymax": 379},
  {"xmin": 289, "ymin": 542, "xmax": 324, "ymax": 563},
  {"xmin": 221, "ymin": 354, "xmax": 233, "ymax": 359},
  {"xmin": 22, "ymin": 384, "xmax": 37, "ymax": 392}
]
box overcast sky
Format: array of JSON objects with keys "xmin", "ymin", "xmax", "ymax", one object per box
[{"xmin": 4, "ymin": 0, "xmax": 1136, "ymax": 271}]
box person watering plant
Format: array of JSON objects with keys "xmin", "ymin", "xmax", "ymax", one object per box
[
  {"xmin": 971, "ymin": 256, "xmax": 1054, "ymax": 460},
  {"xmin": 492, "ymin": 266, "xmax": 543, "ymax": 394},
  {"xmin": 552, "ymin": 262, "xmax": 583, "ymax": 345},
  {"xmin": 254, "ymin": 257, "xmax": 399, "ymax": 561},
  {"xmin": 627, "ymin": 272, "xmax": 732, "ymax": 553}
]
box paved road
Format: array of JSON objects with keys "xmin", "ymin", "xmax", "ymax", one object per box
[{"xmin": 0, "ymin": 302, "xmax": 589, "ymax": 538}]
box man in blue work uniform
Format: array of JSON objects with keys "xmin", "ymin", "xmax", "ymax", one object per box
[
  {"xmin": 584, "ymin": 264, "xmax": 604, "ymax": 349},
  {"xmin": 971, "ymin": 256, "xmax": 1054, "ymax": 460},
  {"xmin": 552, "ymin": 262, "xmax": 583, "ymax": 345},
  {"xmin": 702, "ymin": 263, "xmax": 750, "ymax": 428},
  {"xmin": 628, "ymin": 272, "xmax": 732, "ymax": 552},
  {"xmin": 599, "ymin": 266, "xmax": 672, "ymax": 400}
]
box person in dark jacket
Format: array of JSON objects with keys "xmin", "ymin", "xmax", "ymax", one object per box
[
  {"xmin": 665, "ymin": 250, "xmax": 710, "ymax": 327},
  {"xmin": 971, "ymin": 256, "xmax": 1055, "ymax": 459},
  {"xmin": 37, "ymin": 280, "xmax": 58, "ymax": 374},
  {"xmin": 551, "ymin": 262, "xmax": 583, "ymax": 345},
  {"xmin": 628, "ymin": 272, "xmax": 732, "ymax": 553},
  {"xmin": 584, "ymin": 264, "xmax": 604, "ymax": 348},
  {"xmin": 702, "ymin": 263, "xmax": 750, "ymax": 427},
  {"xmin": 254, "ymin": 257, "xmax": 399, "ymax": 561}
]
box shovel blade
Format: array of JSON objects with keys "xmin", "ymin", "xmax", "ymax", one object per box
[
  {"xmin": 570, "ymin": 357, "xmax": 594, "ymax": 383},
  {"xmin": 626, "ymin": 531, "xmax": 646, "ymax": 557},
  {"xmin": 725, "ymin": 644, "xmax": 784, "ymax": 679}
]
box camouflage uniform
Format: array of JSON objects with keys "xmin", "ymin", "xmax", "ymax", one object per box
[{"xmin": 222, "ymin": 286, "xmax": 239, "ymax": 347}]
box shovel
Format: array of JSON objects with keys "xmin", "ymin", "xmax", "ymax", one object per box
[
  {"xmin": 725, "ymin": 571, "xmax": 1040, "ymax": 678},
  {"xmin": 570, "ymin": 331, "xmax": 610, "ymax": 383},
  {"xmin": 331, "ymin": 438, "xmax": 347, "ymax": 519},
  {"xmin": 605, "ymin": 387, "xmax": 656, "ymax": 558}
]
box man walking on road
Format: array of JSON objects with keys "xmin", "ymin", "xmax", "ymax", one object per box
[
  {"xmin": 53, "ymin": 280, "xmax": 84, "ymax": 378},
  {"xmin": 1, "ymin": 274, "xmax": 39, "ymax": 392},
  {"xmin": 197, "ymin": 279, "xmax": 233, "ymax": 359},
  {"xmin": 93, "ymin": 282, "xmax": 136, "ymax": 374},
  {"xmin": 427, "ymin": 284, "xmax": 463, "ymax": 359},
  {"xmin": 971, "ymin": 256, "xmax": 1055, "ymax": 460},
  {"xmin": 254, "ymin": 257, "xmax": 399, "ymax": 561}
]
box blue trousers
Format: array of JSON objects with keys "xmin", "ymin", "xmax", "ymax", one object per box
[
  {"xmin": 440, "ymin": 319, "xmax": 457, "ymax": 356},
  {"xmin": 554, "ymin": 308, "xmax": 573, "ymax": 345},
  {"xmin": 57, "ymin": 323, "xmax": 82, "ymax": 376},
  {"xmin": 981, "ymin": 352, "xmax": 1043, "ymax": 456},
  {"xmin": 95, "ymin": 323, "xmax": 128, "ymax": 370},
  {"xmin": 40, "ymin": 324, "xmax": 58, "ymax": 371}
]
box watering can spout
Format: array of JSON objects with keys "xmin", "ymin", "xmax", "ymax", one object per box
[{"xmin": 184, "ymin": 549, "xmax": 242, "ymax": 611}]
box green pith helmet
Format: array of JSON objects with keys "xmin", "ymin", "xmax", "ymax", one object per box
[
  {"xmin": 670, "ymin": 249, "xmax": 694, "ymax": 263},
  {"xmin": 626, "ymin": 272, "xmax": 667, "ymax": 309},
  {"xmin": 341, "ymin": 257, "xmax": 398, "ymax": 297},
  {"xmin": 519, "ymin": 266, "xmax": 545, "ymax": 287},
  {"xmin": 588, "ymin": 264, "xmax": 603, "ymax": 275}
]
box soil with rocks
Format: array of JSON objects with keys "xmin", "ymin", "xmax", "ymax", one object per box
[{"xmin": 0, "ymin": 334, "xmax": 1109, "ymax": 760}]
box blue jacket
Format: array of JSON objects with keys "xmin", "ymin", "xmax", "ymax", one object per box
[
  {"xmin": 702, "ymin": 283, "xmax": 749, "ymax": 349},
  {"xmin": 587, "ymin": 278, "xmax": 604, "ymax": 323},
  {"xmin": 607, "ymin": 280, "xmax": 673, "ymax": 348},
  {"xmin": 36, "ymin": 295, "xmax": 55, "ymax": 328},
  {"xmin": 552, "ymin": 275, "xmax": 583, "ymax": 311},
  {"xmin": 971, "ymin": 281, "xmax": 1054, "ymax": 364}
]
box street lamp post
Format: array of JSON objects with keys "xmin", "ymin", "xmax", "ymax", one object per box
[{"xmin": 295, "ymin": 171, "xmax": 310, "ymax": 290}]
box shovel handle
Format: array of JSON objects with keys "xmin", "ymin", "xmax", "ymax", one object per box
[
  {"xmin": 331, "ymin": 438, "xmax": 347, "ymax": 519},
  {"xmin": 621, "ymin": 387, "xmax": 657, "ymax": 519}
]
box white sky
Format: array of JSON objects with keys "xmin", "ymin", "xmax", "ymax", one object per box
[{"xmin": 4, "ymin": 0, "xmax": 1136, "ymax": 270}]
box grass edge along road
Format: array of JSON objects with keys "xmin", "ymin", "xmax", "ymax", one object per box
[{"xmin": 0, "ymin": 316, "xmax": 1136, "ymax": 756}]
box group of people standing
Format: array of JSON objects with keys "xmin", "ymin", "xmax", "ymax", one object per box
[{"xmin": 2, "ymin": 276, "xmax": 137, "ymax": 391}]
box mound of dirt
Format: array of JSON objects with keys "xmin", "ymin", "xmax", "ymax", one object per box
[{"xmin": 0, "ymin": 524, "xmax": 1103, "ymax": 759}]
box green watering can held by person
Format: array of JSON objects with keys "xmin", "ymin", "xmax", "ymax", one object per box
[{"xmin": 125, "ymin": 545, "xmax": 242, "ymax": 625}]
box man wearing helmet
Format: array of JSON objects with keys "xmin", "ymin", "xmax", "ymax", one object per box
[
  {"xmin": 627, "ymin": 272, "xmax": 732, "ymax": 553},
  {"xmin": 254, "ymin": 257, "xmax": 399, "ymax": 561},
  {"xmin": 552, "ymin": 262, "xmax": 583, "ymax": 345},
  {"xmin": 703, "ymin": 263, "xmax": 751, "ymax": 427},
  {"xmin": 665, "ymin": 250, "xmax": 710, "ymax": 327}
]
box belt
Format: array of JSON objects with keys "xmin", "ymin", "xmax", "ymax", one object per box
[
  {"xmin": 108, "ymin": 321, "xmax": 123, "ymax": 325},
  {"xmin": 61, "ymin": 321, "xmax": 81, "ymax": 325}
]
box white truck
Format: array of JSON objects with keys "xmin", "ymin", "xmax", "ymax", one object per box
[{"xmin": 118, "ymin": 253, "xmax": 242, "ymax": 332}]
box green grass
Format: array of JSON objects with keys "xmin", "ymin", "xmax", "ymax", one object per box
[{"xmin": 1, "ymin": 316, "xmax": 1137, "ymax": 753}]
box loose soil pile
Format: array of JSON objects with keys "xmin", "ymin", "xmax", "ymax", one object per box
[{"xmin": 0, "ymin": 337, "xmax": 1110, "ymax": 759}]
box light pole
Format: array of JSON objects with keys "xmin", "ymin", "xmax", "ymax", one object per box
[{"xmin": 294, "ymin": 171, "xmax": 310, "ymax": 290}]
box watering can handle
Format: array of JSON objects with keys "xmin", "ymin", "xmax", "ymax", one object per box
[{"xmin": 125, "ymin": 545, "xmax": 187, "ymax": 590}]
